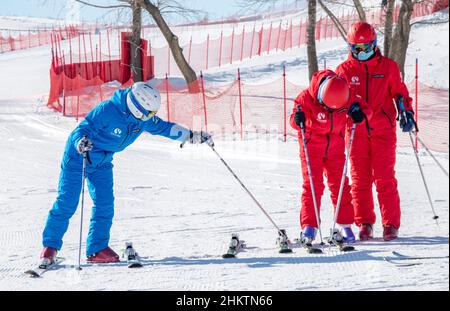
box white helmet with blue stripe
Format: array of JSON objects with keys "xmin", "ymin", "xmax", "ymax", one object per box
[{"xmin": 126, "ymin": 82, "xmax": 161, "ymax": 121}]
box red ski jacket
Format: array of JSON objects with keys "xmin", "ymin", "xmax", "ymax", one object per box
[
  {"xmin": 336, "ymin": 49, "xmax": 413, "ymax": 134},
  {"xmin": 290, "ymin": 69, "xmax": 372, "ymax": 137}
]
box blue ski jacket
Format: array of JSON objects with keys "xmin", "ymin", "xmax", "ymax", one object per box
[{"xmin": 64, "ymin": 88, "xmax": 191, "ymax": 167}]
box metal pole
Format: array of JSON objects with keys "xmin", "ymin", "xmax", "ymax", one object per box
[
  {"xmin": 408, "ymin": 131, "xmax": 439, "ymax": 222},
  {"xmin": 76, "ymin": 152, "xmax": 88, "ymax": 271},
  {"xmin": 210, "ymin": 146, "xmax": 283, "ymax": 235},
  {"xmin": 299, "ymin": 122, "xmax": 324, "ymax": 244},
  {"xmin": 330, "ymin": 123, "xmax": 357, "ymax": 234}
]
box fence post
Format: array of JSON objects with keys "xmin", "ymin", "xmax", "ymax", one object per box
[
  {"xmin": 89, "ymin": 32, "xmax": 94, "ymax": 78},
  {"xmin": 167, "ymin": 45, "xmax": 171, "ymax": 76},
  {"xmin": 289, "ymin": 19, "xmax": 293, "ymax": 49},
  {"xmin": 250, "ymin": 24, "xmax": 256, "ymax": 58},
  {"xmin": 107, "ymin": 29, "xmax": 112, "ymax": 81},
  {"xmin": 298, "ymin": 18, "xmax": 303, "ymax": 47},
  {"xmin": 219, "ymin": 31, "xmax": 223, "ymax": 67},
  {"xmin": 276, "ymin": 21, "xmax": 282, "ymax": 51},
  {"xmin": 258, "ymin": 23, "xmax": 264, "ymax": 56},
  {"xmin": 267, "ymin": 22, "xmax": 273, "ymax": 54},
  {"xmin": 188, "ymin": 36, "xmax": 193, "ymax": 64},
  {"xmin": 283, "ymin": 65, "xmax": 287, "ymax": 142},
  {"xmin": 206, "ymin": 34, "xmax": 210, "ymax": 70},
  {"xmin": 83, "ymin": 32, "xmax": 89, "ymax": 80},
  {"xmin": 237, "ymin": 68, "xmax": 244, "ymax": 140},
  {"xmin": 282, "ymin": 21, "xmax": 288, "ymax": 51},
  {"xmin": 415, "ymin": 58, "xmax": 419, "ymax": 150},
  {"xmin": 324, "ymin": 16, "xmax": 328, "ymax": 40},
  {"xmin": 240, "ymin": 25, "xmax": 246, "ymax": 62},
  {"xmin": 166, "ymin": 73, "xmax": 170, "ymax": 122},
  {"xmin": 200, "ymin": 71, "xmax": 208, "ymax": 132},
  {"xmin": 230, "ymin": 28, "xmax": 235, "ymax": 64}
]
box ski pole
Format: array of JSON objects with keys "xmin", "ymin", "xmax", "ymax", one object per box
[
  {"xmin": 412, "ymin": 131, "xmax": 448, "ymax": 178},
  {"xmin": 408, "ymin": 130, "xmax": 439, "ymax": 223},
  {"xmin": 209, "ymin": 145, "xmax": 286, "ymax": 237},
  {"xmin": 76, "ymin": 149, "xmax": 88, "ymax": 271},
  {"xmin": 298, "ymin": 107, "xmax": 324, "ymax": 245},
  {"xmin": 330, "ymin": 123, "xmax": 357, "ymax": 238},
  {"xmin": 397, "ymin": 99, "xmax": 439, "ymax": 223}
]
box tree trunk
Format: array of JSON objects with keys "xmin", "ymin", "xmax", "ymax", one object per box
[
  {"xmin": 353, "ymin": 0, "xmax": 367, "ymax": 22},
  {"xmin": 307, "ymin": 0, "xmax": 319, "ymax": 80},
  {"xmin": 384, "ymin": 0, "xmax": 395, "ymax": 56},
  {"xmin": 389, "ymin": 0, "xmax": 414, "ymax": 78},
  {"xmin": 317, "ymin": 0, "xmax": 347, "ymax": 42},
  {"xmin": 130, "ymin": 0, "xmax": 143, "ymax": 82},
  {"xmin": 141, "ymin": 0, "xmax": 199, "ymax": 93}
]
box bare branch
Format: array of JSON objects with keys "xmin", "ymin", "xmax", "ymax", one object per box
[{"xmin": 74, "ymin": 0, "xmax": 131, "ymax": 9}]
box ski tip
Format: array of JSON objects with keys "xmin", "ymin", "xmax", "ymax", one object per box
[
  {"xmin": 24, "ymin": 270, "xmax": 41, "ymax": 278},
  {"xmin": 222, "ymin": 254, "xmax": 236, "ymax": 259},
  {"xmin": 128, "ymin": 263, "xmax": 143, "ymax": 268},
  {"xmin": 279, "ymin": 248, "xmax": 293, "ymax": 254}
]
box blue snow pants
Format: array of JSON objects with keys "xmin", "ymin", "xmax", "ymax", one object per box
[{"xmin": 43, "ymin": 152, "xmax": 114, "ymax": 256}]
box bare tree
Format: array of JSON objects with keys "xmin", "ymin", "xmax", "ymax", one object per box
[
  {"xmin": 389, "ymin": 0, "xmax": 415, "ymax": 78},
  {"xmin": 317, "ymin": 0, "xmax": 347, "ymax": 41},
  {"xmin": 75, "ymin": 0, "xmax": 201, "ymax": 92},
  {"xmin": 353, "ymin": 0, "xmax": 367, "ymax": 21},
  {"xmin": 307, "ymin": 0, "xmax": 319, "ymax": 79},
  {"xmin": 383, "ymin": 0, "xmax": 396, "ymax": 55}
]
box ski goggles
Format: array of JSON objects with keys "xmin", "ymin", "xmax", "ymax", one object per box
[
  {"xmin": 129, "ymin": 91, "xmax": 158, "ymax": 121},
  {"xmin": 350, "ymin": 40, "xmax": 376, "ymax": 55}
]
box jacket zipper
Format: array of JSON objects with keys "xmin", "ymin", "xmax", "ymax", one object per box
[
  {"xmin": 119, "ymin": 124, "xmax": 132, "ymax": 149},
  {"xmin": 325, "ymin": 112, "xmax": 334, "ymax": 158},
  {"xmin": 364, "ymin": 64, "xmax": 369, "ymax": 104}
]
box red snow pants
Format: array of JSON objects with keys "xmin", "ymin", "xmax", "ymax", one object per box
[
  {"xmin": 299, "ymin": 132, "xmax": 354, "ymax": 229},
  {"xmin": 349, "ymin": 126, "xmax": 401, "ymax": 229}
]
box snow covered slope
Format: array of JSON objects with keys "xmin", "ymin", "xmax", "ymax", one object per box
[{"xmin": 0, "ymin": 10, "xmax": 448, "ymax": 291}]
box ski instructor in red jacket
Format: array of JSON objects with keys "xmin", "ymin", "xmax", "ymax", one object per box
[
  {"xmin": 290, "ymin": 69, "xmax": 372, "ymax": 244},
  {"xmin": 336, "ymin": 22, "xmax": 416, "ymax": 241}
]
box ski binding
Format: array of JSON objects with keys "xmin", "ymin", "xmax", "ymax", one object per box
[
  {"xmin": 222, "ymin": 234, "xmax": 244, "ymax": 259},
  {"xmin": 276, "ymin": 229, "xmax": 293, "ymax": 254},
  {"xmin": 123, "ymin": 242, "xmax": 143, "ymax": 268},
  {"xmin": 328, "ymin": 229, "xmax": 355, "ymax": 252},
  {"xmin": 24, "ymin": 257, "xmax": 65, "ymax": 278}
]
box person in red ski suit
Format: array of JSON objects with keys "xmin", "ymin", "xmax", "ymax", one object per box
[
  {"xmin": 335, "ymin": 22, "xmax": 416, "ymax": 241},
  {"xmin": 290, "ymin": 69, "xmax": 372, "ymax": 243}
]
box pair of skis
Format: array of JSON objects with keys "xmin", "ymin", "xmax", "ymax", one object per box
[{"xmin": 24, "ymin": 242, "xmax": 143, "ymax": 278}]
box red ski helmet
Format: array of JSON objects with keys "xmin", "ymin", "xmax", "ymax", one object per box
[
  {"xmin": 347, "ymin": 21, "xmax": 377, "ymax": 44},
  {"xmin": 317, "ymin": 75, "xmax": 350, "ymax": 110}
]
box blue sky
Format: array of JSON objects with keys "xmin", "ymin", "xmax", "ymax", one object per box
[{"xmin": 0, "ymin": 0, "xmax": 250, "ymax": 23}]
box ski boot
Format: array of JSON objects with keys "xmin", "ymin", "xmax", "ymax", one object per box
[
  {"xmin": 223, "ymin": 234, "xmax": 243, "ymax": 258},
  {"xmin": 87, "ymin": 247, "xmax": 120, "ymax": 263},
  {"xmin": 300, "ymin": 226, "xmax": 322, "ymax": 254},
  {"xmin": 276, "ymin": 229, "xmax": 293, "ymax": 254},
  {"xmin": 339, "ymin": 225, "xmax": 356, "ymax": 243},
  {"xmin": 329, "ymin": 228, "xmax": 355, "ymax": 252},
  {"xmin": 383, "ymin": 225, "xmax": 399, "ymax": 241},
  {"xmin": 359, "ymin": 223, "xmax": 374, "ymax": 241},
  {"xmin": 39, "ymin": 247, "xmax": 58, "ymax": 268}
]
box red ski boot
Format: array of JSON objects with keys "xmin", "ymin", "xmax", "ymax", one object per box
[
  {"xmin": 40, "ymin": 247, "xmax": 58, "ymax": 268},
  {"xmin": 87, "ymin": 247, "xmax": 120, "ymax": 263},
  {"xmin": 383, "ymin": 225, "xmax": 399, "ymax": 241},
  {"xmin": 359, "ymin": 224, "xmax": 374, "ymax": 241}
]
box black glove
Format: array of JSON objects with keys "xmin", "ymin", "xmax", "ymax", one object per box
[
  {"xmin": 294, "ymin": 108, "xmax": 306, "ymax": 127},
  {"xmin": 399, "ymin": 110, "xmax": 415, "ymax": 133},
  {"xmin": 189, "ymin": 131, "xmax": 214, "ymax": 147},
  {"xmin": 347, "ymin": 102, "xmax": 365, "ymax": 124},
  {"xmin": 76, "ymin": 136, "xmax": 93, "ymax": 154}
]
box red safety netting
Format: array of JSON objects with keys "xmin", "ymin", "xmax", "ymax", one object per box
[
  {"xmin": 0, "ymin": 26, "xmax": 79, "ymax": 53},
  {"xmin": 47, "ymin": 32, "xmax": 154, "ymax": 119},
  {"xmin": 148, "ymin": 0, "xmax": 447, "ymax": 77}
]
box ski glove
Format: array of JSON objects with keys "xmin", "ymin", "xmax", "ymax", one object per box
[
  {"xmin": 189, "ymin": 131, "xmax": 214, "ymax": 147},
  {"xmin": 348, "ymin": 102, "xmax": 365, "ymax": 124},
  {"xmin": 294, "ymin": 109, "xmax": 306, "ymax": 127},
  {"xmin": 399, "ymin": 110, "xmax": 416, "ymax": 133},
  {"xmin": 76, "ymin": 136, "xmax": 93, "ymax": 154}
]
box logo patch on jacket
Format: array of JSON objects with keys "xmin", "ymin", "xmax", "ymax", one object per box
[
  {"xmin": 317, "ymin": 112, "xmax": 327, "ymax": 123},
  {"xmin": 350, "ymin": 76, "xmax": 360, "ymax": 85},
  {"xmin": 111, "ymin": 128, "xmax": 122, "ymax": 137},
  {"xmin": 372, "ymin": 74, "xmax": 385, "ymax": 78}
]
